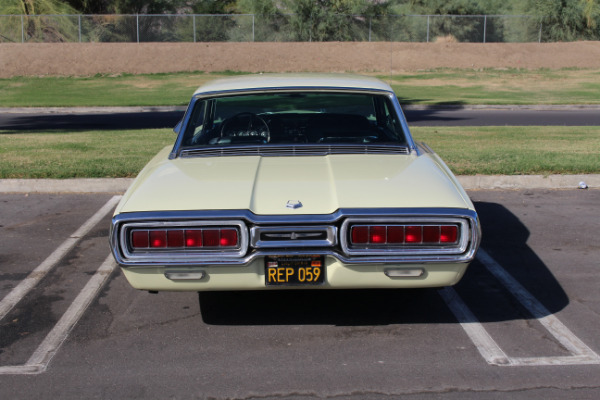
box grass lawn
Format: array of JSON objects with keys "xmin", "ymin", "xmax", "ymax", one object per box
[
  {"xmin": 0, "ymin": 129, "xmax": 174, "ymax": 178},
  {"xmin": 1, "ymin": 68, "xmax": 599, "ymax": 107},
  {"xmin": 411, "ymin": 126, "xmax": 600, "ymax": 175},
  {"xmin": 385, "ymin": 68, "xmax": 600, "ymax": 105},
  {"xmin": 1, "ymin": 126, "xmax": 598, "ymax": 178}
]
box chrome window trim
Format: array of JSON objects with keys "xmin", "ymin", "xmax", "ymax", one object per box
[
  {"xmin": 179, "ymin": 144, "xmax": 411, "ymax": 158},
  {"xmin": 171, "ymin": 88, "xmax": 417, "ymax": 159},
  {"xmin": 110, "ymin": 208, "xmax": 480, "ymax": 267}
]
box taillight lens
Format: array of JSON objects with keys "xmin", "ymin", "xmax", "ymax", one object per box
[
  {"xmin": 220, "ymin": 229, "xmax": 238, "ymax": 246},
  {"xmin": 131, "ymin": 228, "xmax": 240, "ymax": 250},
  {"xmin": 349, "ymin": 225, "xmax": 458, "ymax": 245}
]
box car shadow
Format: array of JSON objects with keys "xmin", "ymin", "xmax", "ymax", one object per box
[
  {"xmin": 0, "ymin": 102, "xmax": 468, "ymax": 132},
  {"xmin": 0, "ymin": 110, "xmax": 183, "ymax": 132},
  {"xmin": 199, "ymin": 201, "xmax": 569, "ymax": 326},
  {"xmin": 402, "ymin": 101, "xmax": 470, "ymax": 126}
]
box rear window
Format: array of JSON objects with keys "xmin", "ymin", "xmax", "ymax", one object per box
[{"xmin": 181, "ymin": 92, "xmax": 407, "ymax": 147}]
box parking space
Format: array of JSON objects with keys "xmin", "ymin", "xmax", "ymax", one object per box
[{"xmin": 0, "ymin": 190, "xmax": 599, "ymax": 399}]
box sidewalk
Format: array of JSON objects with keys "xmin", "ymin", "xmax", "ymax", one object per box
[{"xmin": 0, "ymin": 175, "xmax": 598, "ymax": 194}]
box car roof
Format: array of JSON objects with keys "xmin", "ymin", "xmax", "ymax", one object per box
[{"xmin": 193, "ymin": 73, "xmax": 393, "ymax": 96}]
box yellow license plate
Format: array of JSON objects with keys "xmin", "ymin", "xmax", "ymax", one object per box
[{"xmin": 265, "ymin": 255, "xmax": 325, "ymax": 286}]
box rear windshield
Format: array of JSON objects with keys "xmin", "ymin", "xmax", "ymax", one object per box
[{"xmin": 180, "ymin": 92, "xmax": 407, "ymax": 147}]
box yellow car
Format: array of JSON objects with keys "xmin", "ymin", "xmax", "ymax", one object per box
[{"xmin": 110, "ymin": 73, "xmax": 480, "ymax": 292}]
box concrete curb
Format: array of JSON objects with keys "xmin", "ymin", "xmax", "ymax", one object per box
[
  {"xmin": 457, "ymin": 174, "xmax": 599, "ymax": 190},
  {"xmin": 0, "ymin": 178, "xmax": 134, "ymax": 194},
  {"xmin": 1, "ymin": 175, "xmax": 598, "ymax": 194}
]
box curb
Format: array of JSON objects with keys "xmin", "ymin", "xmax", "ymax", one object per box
[
  {"xmin": 457, "ymin": 174, "xmax": 598, "ymax": 190},
  {"xmin": 0, "ymin": 178, "xmax": 134, "ymax": 194},
  {"xmin": 0, "ymin": 175, "xmax": 598, "ymax": 194}
]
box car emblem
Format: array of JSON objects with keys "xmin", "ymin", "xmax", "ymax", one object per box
[{"xmin": 286, "ymin": 200, "xmax": 302, "ymax": 209}]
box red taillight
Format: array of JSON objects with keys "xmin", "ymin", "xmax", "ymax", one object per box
[
  {"xmin": 220, "ymin": 229, "xmax": 238, "ymax": 247},
  {"xmin": 387, "ymin": 226, "xmax": 404, "ymax": 243},
  {"xmin": 185, "ymin": 229, "xmax": 202, "ymax": 247},
  {"xmin": 131, "ymin": 228, "xmax": 239, "ymax": 249},
  {"xmin": 349, "ymin": 224, "xmax": 459, "ymax": 245},
  {"xmin": 370, "ymin": 226, "xmax": 387, "ymax": 243},
  {"xmin": 440, "ymin": 225, "xmax": 458, "ymax": 243},
  {"xmin": 405, "ymin": 226, "xmax": 422, "ymax": 243},
  {"xmin": 423, "ymin": 226, "xmax": 439, "ymax": 243},
  {"xmin": 131, "ymin": 230, "xmax": 149, "ymax": 248},
  {"xmin": 149, "ymin": 230, "xmax": 167, "ymax": 248},
  {"xmin": 351, "ymin": 226, "xmax": 369, "ymax": 244},
  {"xmin": 203, "ymin": 230, "xmax": 220, "ymax": 247},
  {"xmin": 167, "ymin": 230, "xmax": 184, "ymax": 247}
]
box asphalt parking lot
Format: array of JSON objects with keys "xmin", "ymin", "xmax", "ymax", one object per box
[{"xmin": 0, "ymin": 189, "xmax": 599, "ymax": 399}]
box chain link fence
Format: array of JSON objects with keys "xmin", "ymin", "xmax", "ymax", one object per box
[{"xmin": 0, "ymin": 14, "xmax": 543, "ymax": 44}]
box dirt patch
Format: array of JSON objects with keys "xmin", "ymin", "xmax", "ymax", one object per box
[{"xmin": 1, "ymin": 41, "xmax": 600, "ymax": 78}]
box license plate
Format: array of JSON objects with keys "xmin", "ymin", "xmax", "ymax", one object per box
[{"xmin": 265, "ymin": 255, "xmax": 325, "ymax": 286}]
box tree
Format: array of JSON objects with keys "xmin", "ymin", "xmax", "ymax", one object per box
[
  {"xmin": 527, "ymin": 0, "xmax": 600, "ymax": 41},
  {"xmin": 581, "ymin": 0, "xmax": 600, "ymax": 29},
  {"xmin": 402, "ymin": 0, "xmax": 488, "ymax": 41},
  {"xmin": 283, "ymin": 0, "xmax": 392, "ymax": 41},
  {"xmin": 64, "ymin": 0, "xmax": 113, "ymax": 14},
  {"xmin": 0, "ymin": 0, "xmax": 79, "ymax": 42},
  {"xmin": 190, "ymin": 0, "xmax": 239, "ymax": 41},
  {"xmin": 237, "ymin": 0, "xmax": 290, "ymax": 41}
]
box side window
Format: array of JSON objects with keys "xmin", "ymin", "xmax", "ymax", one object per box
[
  {"xmin": 383, "ymin": 101, "xmax": 401, "ymax": 133},
  {"xmin": 183, "ymin": 100, "xmax": 207, "ymax": 145},
  {"xmin": 374, "ymin": 96, "xmax": 405, "ymax": 143}
]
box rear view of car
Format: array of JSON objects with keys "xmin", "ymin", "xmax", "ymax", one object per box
[{"xmin": 110, "ymin": 73, "xmax": 480, "ymax": 292}]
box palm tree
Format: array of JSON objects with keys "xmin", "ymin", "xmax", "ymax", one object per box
[
  {"xmin": 581, "ymin": 0, "xmax": 599, "ymax": 29},
  {"xmin": 0, "ymin": 0, "xmax": 78, "ymax": 42}
]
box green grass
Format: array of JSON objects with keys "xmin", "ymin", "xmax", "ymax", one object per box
[
  {"xmin": 0, "ymin": 72, "xmax": 222, "ymax": 107},
  {"xmin": 411, "ymin": 126, "xmax": 600, "ymax": 175},
  {"xmin": 384, "ymin": 68, "xmax": 600, "ymax": 105},
  {"xmin": 0, "ymin": 129, "xmax": 174, "ymax": 178},
  {"xmin": 1, "ymin": 68, "xmax": 600, "ymax": 107},
  {"xmin": 1, "ymin": 126, "xmax": 598, "ymax": 178}
]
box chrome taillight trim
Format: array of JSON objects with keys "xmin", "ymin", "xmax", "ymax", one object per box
[
  {"xmin": 110, "ymin": 208, "xmax": 480, "ymax": 267},
  {"xmin": 339, "ymin": 217, "xmax": 470, "ymax": 256},
  {"xmin": 250, "ymin": 225, "xmax": 337, "ymax": 248},
  {"xmin": 116, "ymin": 220, "xmax": 249, "ymax": 264}
]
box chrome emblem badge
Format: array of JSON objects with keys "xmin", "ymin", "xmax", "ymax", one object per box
[{"xmin": 286, "ymin": 200, "xmax": 302, "ymax": 209}]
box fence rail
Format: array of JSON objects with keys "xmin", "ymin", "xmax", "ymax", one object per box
[{"xmin": 0, "ymin": 14, "xmax": 543, "ymax": 44}]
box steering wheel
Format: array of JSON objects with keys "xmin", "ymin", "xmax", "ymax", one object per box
[{"xmin": 220, "ymin": 112, "xmax": 270, "ymax": 142}]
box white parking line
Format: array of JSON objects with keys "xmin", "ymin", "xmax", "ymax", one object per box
[
  {"xmin": 0, "ymin": 255, "xmax": 117, "ymax": 375},
  {"xmin": 441, "ymin": 249, "xmax": 600, "ymax": 366},
  {"xmin": 0, "ymin": 195, "xmax": 121, "ymax": 321}
]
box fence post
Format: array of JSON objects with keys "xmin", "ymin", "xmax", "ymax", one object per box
[
  {"xmin": 252, "ymin": 14, "xmax": 255, "ymax": 42},
  {"xmin": 78, "ymin": 14, "xmax": 82, "ymax": 42},
  {"xmin": 483, "ymin": 15, "xmax": 487, "ymax": 43},
  {"xmin": 426, "ymin": 15, "xmax": 430, "ymax": 43},
  {"xmin": 369, "ymin": 17, "xmax": 372, "ymax": 42},
  {"xmin": 21, "ymin": 14, "xmax": 24, "ymax": 43},
  {"xmin": 539, "ymin": 21, "xmax": 542, "ymax": 43},
  {"xmin": 136, "ymin": 14, "xmax": 139, "ymax": 43},
  {"xmin": 193, "ymin": 15, "xmax": 196, "ymax": 42}
]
